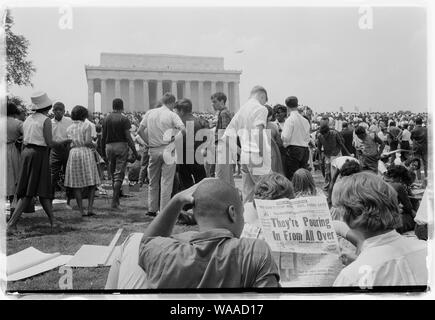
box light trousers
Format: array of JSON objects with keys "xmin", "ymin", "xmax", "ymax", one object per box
[{"xmin": 147, "ymin": 145, "xmax": 176, "ymax": 213}]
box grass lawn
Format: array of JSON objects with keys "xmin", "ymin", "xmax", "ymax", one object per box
[
  {"xmin": 6, "ymin": 173, "xmax": 328, "ymax": 292},
  {"xmin": 6, "ymin": 184, "xmax": 198, "ymax": 292}
]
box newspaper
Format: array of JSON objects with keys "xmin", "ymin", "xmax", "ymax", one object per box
[
  {"xmin": 254, "ymin": 197, "xmax": 340, "ymax": 254},
  {"xmin": 252, "ymin": 197, "xmax": 345, "ymax": 287}
]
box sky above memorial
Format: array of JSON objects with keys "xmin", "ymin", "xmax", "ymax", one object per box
[{"xmin": 8, "ymin": 6, "xmax": 427, "ymax": 113}]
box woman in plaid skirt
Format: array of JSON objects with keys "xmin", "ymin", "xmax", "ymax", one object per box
[{"xmin": 65, "ymin": 105, "xmax": 101, "ymax": 216}]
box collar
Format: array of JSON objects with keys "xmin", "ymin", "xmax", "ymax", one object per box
[
  {"xmin": 188, "ymin": 228, "xmax": 236, "ymax": 243},
  {"xmin": 360, "ymin": 230, "xmax": 401, "ymax": 253}
]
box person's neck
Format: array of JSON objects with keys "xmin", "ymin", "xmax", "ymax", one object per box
[
  {"xmin": 197, "ymin": 220, "xmax": 234, "ymax": 235},
  {"xmin": 113, "ymin": 109, "xmax": 123, "ymax": 113},
  {"xmin": 362, "ymin": 228, "xmax": 394, "ymax": 240},
  {"xmin": 55, "ymin": 117, "xmax": 63, "ymax": 122}
]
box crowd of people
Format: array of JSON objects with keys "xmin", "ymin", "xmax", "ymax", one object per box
[{"xmin": 5, "ymin": 86, "xmax": 430, "ymax": 288}]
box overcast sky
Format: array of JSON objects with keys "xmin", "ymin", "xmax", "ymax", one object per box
[{"xmin": 8, "ymin": 6, "xmax": 427, "ymax": 113}]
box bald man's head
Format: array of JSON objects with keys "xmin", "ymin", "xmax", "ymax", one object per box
[{"xmin": 193, "ymin": 179, "xmax": 244, "ymax": 237}]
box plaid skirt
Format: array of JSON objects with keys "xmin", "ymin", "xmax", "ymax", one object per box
[{"xmin": 65, "ymin": 147, "xmax": 101, "ymax": 188}]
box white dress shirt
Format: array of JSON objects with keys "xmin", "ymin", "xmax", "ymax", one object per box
[
  {"xmin": 52, "ymin": 116, "xmax": 73, "ymax": 142},
  {"xmin": 401, "ymin": 129, "xmax": 411, "ymax": 142},
  {"xmin": 333, "ymin": 230, "xmax": 427, "ymax": 287},
  {"xmin": 140, "ymin": 105, "xmax": 185, "ymax": 148},
  {"xmin": 281, "ymin": 111, "xmax": 310, "ymax": 148},
  {"xmin": 223, "ymin": 98, "xmax": 270, "ymax": 172}
]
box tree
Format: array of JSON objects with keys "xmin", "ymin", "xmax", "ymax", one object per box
[{"xmin": 5, "ymin": 10, "xmax": 35, "ymax": 87}]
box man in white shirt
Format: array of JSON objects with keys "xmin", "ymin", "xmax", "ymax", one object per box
[
  {"xmin": 50, "ymin": 101, "xmax": 72, "ymax": 197},
  {"xmin": 332, "ymin": 172, "xmax": 427, "ymax": 287},
  {"xmin": 400, "ymin": 123, "xmax": 412, "ymax": 161},
  {"xmin": 281, "ymin": 96, "xmax": 311, "ymax": 180},
  {"xmin": 138, "ymin": 93, "xmax": 185, "ymax": 216},
  {"xmin": 223, "ymin": 86, "xmax": 269, "ymax": 203}
]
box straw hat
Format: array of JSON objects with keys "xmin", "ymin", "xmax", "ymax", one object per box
[{"xmin": 30, "ymin": 91, "xmax": 52, "ymax": 110}]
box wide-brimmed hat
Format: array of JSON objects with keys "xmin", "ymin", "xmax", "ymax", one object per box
[{"xmin": 30, "ymin": 91, "xmax": 52, "ymax": 110}]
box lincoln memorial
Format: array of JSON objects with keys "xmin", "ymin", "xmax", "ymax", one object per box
[{"xmin": 85, "ymin": 53, "xmax": 242, "ymax": 113}]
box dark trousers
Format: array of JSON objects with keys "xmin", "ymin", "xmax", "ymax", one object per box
[
  {"xmin": 50, "ymin": 145, "xmax": 69, "ymax": 196},
  {"xmin": 389, "ymin": 141, "xmax": 399, "ymax": 161},
  {"xmin": 285, "ymin": 146, "xmax": 309, "ymax": 180},
  {"xmin": 177, "ymin": 163, "xmax": 207, "ymax": 190},
  {"xmin": 400, "ymin": 141, "xmax": 410, "ymax": 161}
]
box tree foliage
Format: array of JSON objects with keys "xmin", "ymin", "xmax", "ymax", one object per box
[{"xmin": 5, "ymin": 10, "xmax": 35, "ymax": 87}]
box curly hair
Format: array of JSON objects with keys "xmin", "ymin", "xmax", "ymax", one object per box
[
  {"xmin": 254, "ymin": 173, "xmax": 295, "ymax": 200},
  {"xmin": 273, "ymin": 104, "xmax": 287, "ymax": 115},
  {"xmin": 174, "ymin": 98, "xmax": 193, "ymax": 113},
  {"xmin": 332, "ymin": 172, "xmax": 402, "ymax": 232},
  {"xmin": 265, "ymin": 105, "xmax": 275, "ymax": 121},
  {"xmin": 210, "ymin": 92, "xmax": 227, "ymax": 104},
  {"xmin": 71, "ymin": 105, "xmax": 89, "ymax": 121}
]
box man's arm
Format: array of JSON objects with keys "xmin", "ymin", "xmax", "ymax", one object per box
[
  {"xmin": 374, "ymin": 134, "xmax": 385, "ymax": 156},
  {"xmin": 258, "ymin": 124, "xmax": 265, "ymax": 158},
  {"xmin": 281, "ymin": 117, "xmax": 294, "ymax": 147},
  {"xmin": 138, "ymin": 113, "xmax": 148, "ymax": 142},
  {"xmin": 221, "ymin": 110, "xmax": 232, "ymax": 130},
  {"xmin": 142, "ymin": 181, "xmax": 208, "ymax": 238},
  {"xmin": 125, "ymin": 129, "xmax": 139, "ymax": 159},
  {"xmin": 101, "ymin": 119, "xmax": 107, "ymax": 158},
  {"xmin": 336, "ymin": 132, "xmax": 350, "ymax": 156}
]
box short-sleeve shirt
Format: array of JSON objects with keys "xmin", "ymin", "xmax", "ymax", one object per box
[
  {"xmin": 333, "ymin": 230, "xmax": 427, "ymax": 286},
  {"xmin": 102, "ymin": 112, "xmax": 131, "ymax": 144},
  {"xmin": 223, "ymin": 98, "xmax": 268, "ymax": 154},
  {"xmin": 23, "ymin": 112, "xmax": 48, "ymax": 146},
  {"xmin": 52, "ymin": 116, "xmax": 73, "ymax": 142},
  {"xmin": 138, "ymin": 228, "xmax": 280, "ymax": 288},
  {"xmin": 67, "ymin": 120, "xmax": 91, "ymax": 148},
  {"xmin": 281, "ymin": 110, "xmax": 311, "ymax": 148},
  {"xmin": 140, "ymin": 105, "xmax": 185, "ymax": 148}
]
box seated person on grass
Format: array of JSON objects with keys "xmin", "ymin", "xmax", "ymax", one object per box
[
  {"xmin": 332, "ymin": 172, "xmax": 427, "ymax": 287},
  {"xmin": 243, "ymin": 172, "xmax": 363, "ymax": 266},
  {"xmin": 105, "ymin": 178, "xmax": 280, "ymax": 289}
]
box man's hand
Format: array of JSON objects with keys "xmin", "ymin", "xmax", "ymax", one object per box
[
  {"xmin": 340, "ymin": 252, "xmax": 358, "ymax": 266},
  {"xmin": 174, "ymin": 178, "xmax": 215, "ymax": 206}
]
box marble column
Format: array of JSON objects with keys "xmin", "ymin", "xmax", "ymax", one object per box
[
  {"xmin": 171, "ymin": 80, "xmax": 177, "ymax": 98},
  {"xmin": 87, "ymin": 79, "xmax": 94, "ymax": 113},
  {"xmin": 197, "ymin": 81, "xmax": 204, "ymax": 113},
  {"xmin": 101, "ymin": 79, "xmax": 107, "ymax": 113},
  {"xmin": 185, "ymin": 80, "xmax": 191, "ymax": 98},
  {"xmin": 156, "ymin": 80, "xmax": 163, "ymax": 99},
  {"xmin": 143, "ymin": 80, "xmax": 149, "ymax": 111},
  {"xmin": 233, "ymin": 81, "xmax": 240, "ymax": 111},
  {"xmin": 129, "ymin": 80, "xmax": 135, "ymax": 112},
  {"xmin": 211, "ymin": 81, "xmax": 216, "ymax": 95},
  {"xmin": 115, "ymin": 79, "xmax": 121, "ymax": 99},
  {"xmin": 223, "ymin": 81, "xmax": 229, "ymax": 111}
]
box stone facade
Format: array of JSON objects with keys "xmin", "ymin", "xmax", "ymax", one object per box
[{"xmin": 85, "ymin": 53, "xmax": 242, "ymax": 114}]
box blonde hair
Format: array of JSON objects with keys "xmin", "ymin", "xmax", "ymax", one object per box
[{"xmin": 332, "ymin": 172, "xmax": 402, "ymax": 232}]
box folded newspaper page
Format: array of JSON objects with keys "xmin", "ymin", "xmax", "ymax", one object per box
[{"xmin": 252, "ymin": 197, "xmax": 345, "ymax": 287}]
